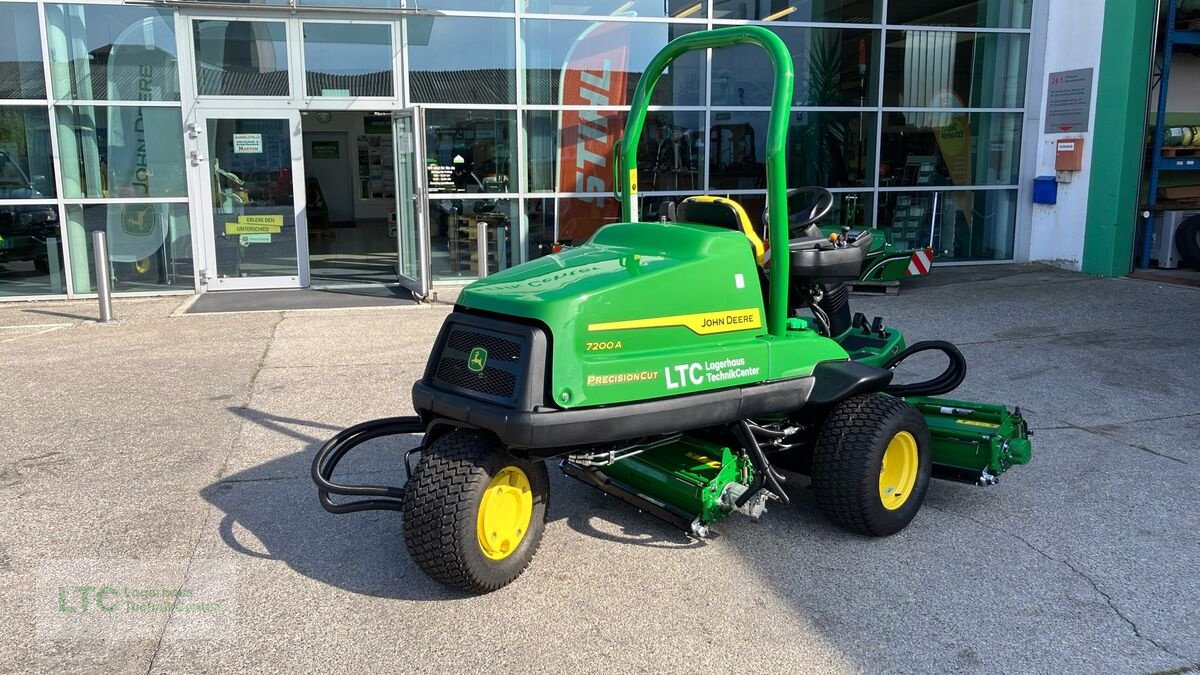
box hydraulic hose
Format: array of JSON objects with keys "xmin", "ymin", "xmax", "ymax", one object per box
[
  {"xmin": 882, "ymin": 340, "xmax": 967, "ymax": 398},
  {"xmin": 733, "ymin": 420, "xmax": 790, "ymax": 507}
]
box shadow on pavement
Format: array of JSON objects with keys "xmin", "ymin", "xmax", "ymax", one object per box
[{"xmin": 200, "ymin": 406, "xmax": 700, "ymax": 601}]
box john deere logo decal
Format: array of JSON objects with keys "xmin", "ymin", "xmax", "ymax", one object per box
[
  {"xmin": 121, "ymin": 204, "xmax": 156, "ymax": 236},
  {"xmin": 467, "ymin": 347, "xmax": 488, "ymax": 373}
]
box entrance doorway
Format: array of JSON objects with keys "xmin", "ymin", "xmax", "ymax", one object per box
[
  {"xmin": 302, "ymin": 111, "xmax": 400, "ymax": 287},
  {"xmin": 197, "ymin": 110, "xmax": 307, "ymax": 290}
]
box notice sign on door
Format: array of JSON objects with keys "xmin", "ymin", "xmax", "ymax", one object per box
[
  {"xmin": 233, "ymin": 133, "xmax": 263, "ymax": 154},
  {"xmin": 225, "ymin": 214, "xmax": 283, "ymax": 235}
]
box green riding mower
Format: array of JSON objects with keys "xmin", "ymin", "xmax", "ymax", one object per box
[{"xmin": 313, "ymin": 27, "xmax": 1032, "ymax": 594}]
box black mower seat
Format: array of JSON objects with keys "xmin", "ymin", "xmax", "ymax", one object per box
[
  {"xmin": 789, "ymin": 230, "xmax": 873, "ymax": 283},
  {"xmin": 677, "ymin": 197, "xmax": 767, "ymax": 266}
]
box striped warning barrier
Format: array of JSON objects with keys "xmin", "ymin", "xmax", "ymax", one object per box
[{"xmin": 906, "ymin": 248, "xmax": 934, "ymax": 276}]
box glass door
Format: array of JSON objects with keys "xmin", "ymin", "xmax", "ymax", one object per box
[
  {"xmin": 197, "ymin": 110, "xmax": 307, "ymax": 290},
  {"xmin": 391, "ymin": 108, "xmax": 430, "ymax": 297}
]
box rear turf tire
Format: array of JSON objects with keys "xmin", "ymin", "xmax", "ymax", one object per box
[
  {"xmin": 811, "ymin": 394, "xmax": 931, "ymax": 536},
  {"xmin": 402, "ymin": 428, "xmax": 549, "ymax": 593}
]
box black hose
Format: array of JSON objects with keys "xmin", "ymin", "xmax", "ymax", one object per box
[
  {"xmin": 882, "ymin": 340, "xmax": 967, "ymax": 398},
  {"xmin": 311, "ymin": 416, "xmax": 425, "ymax": 514},
  {"xmin": 733, "ymin": 420, "xmax": 790, "ymax": 506}
]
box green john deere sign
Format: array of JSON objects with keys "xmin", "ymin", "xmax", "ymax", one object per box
[
  {"xmin": 467, "ymin": 347, "xmax": 488, "ymax": 373},
  {"xmin": 121, "ymin": 204, "xmax": 156, "ymax": 236}
]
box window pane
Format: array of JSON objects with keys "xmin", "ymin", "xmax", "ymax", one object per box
[
  {"xmin": 558, "ymin": 195, "xmax": 621, "ymax": 243},
  {"xmin": 57, "ymin": 105, "xmax": 186, "ymax": 199},
  {"xmin": 407, "ymin": 16, "xmax": 515, "ymax": 104},
  {"xmin": 523, "ymin": 20, "xmax": 704, "ymax": 106},
  {"xmin": 713, "ymin": 0, "xmax": 880, "ymax": 23},
  {"xmin": 429, "ymin": 198, "xmax": 517, "ymax": 280},
  {"xmin": 422, "ymin": 0, "xmax": 512, "ymax": 9},
  {"xmin": 303, "ymin": 23, "xmax": 393, "ymax": 97},
  {"xmin": 888, "ymin": 0, "xmax": 1031, "ymax": 29},
  {"xmin": 0, "ymin": 4, "xmax": 44, "ymax": 99},
  {"xmin": 46, "ymin": 5, "xmax": 179, "ymax": 101},
  {"xmin": 709, "ymin": 110, "xmax": 877, "ymax": 190},
  {"xmin": 299, "ymin": 0, "xmax": 399, "ymax": 7},
  {"xmin": 425, "ymin": 109, "xmax": 516, "ymax": 194},
  {"xmin": 194, "ymin": 20, "xmax": 289, "ymax": 97},
  {"xmin": 883, "ymin": 31, "xmax": 1028, "ymax": 108},
  {"xmin": 877, "ymin": 189, "xmax": 1016, "ymax": 260},
  {"xmin": 0, "ymin": 209, "xmax": 65, "ymax": 297},
  {"xmin": 526, "ymin": 197, "xmax": 556, "ymax": 259},
  {"xmin": 0, "ymin": 107, "xmax": 55, "ymax": 199},
  {"xmin": 724, "ymin": 191, "xmax": 875, "ymax": 234},
  {"xmin": 880, "ymin": 111, "xmax": 1021, "ymax": 188},
  {"xmin": 712, "ymin": 26, "xmax": 878, "ymax": 107},
  {"xmin": 64, "ymin": 203, "xmax": 192, "ymax": 292},
  {"xmin": 524, "ymin": 110, "xmax": 703, "ymax": 193},
  {"xmin": 524, "ymin": 0, "xmax": 703, "ymax": 17}
]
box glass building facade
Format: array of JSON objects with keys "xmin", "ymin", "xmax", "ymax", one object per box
[{"xmin": 0, "ymin": 0, "xmax": 1033, "ymax": 298}]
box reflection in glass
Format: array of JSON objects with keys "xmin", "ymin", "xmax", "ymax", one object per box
[
  {"xmin": 883, "ymin": 32, "xmax": 1028, "ymax": 109},
  {"xmin": 194, "ymin": 20, "xmax": 289, "ymax": 96},
  {"xmin": 407, "ymin": 16, "xmax": 515, "ymax": 104},
  {"xmin": 303, "ymin": 23, "xmax": 393, "ymax": 98},
  {"xmin": 557, "ymin": 196, "xmax": 621, "ymax": 243},
  {"xmin": 0, "ymin": 214, "xmax": 64, "ymax": 297},
  {"xmin": 523, "ymin": 20, "xmax": 703, "ymax": 107},
  {"xmin": 207, "ymin": 118, "xmax": 297, "ymax": 279},
  {"xmin": 525, "ymin": 110, "xmax": 703, "ymax": 194},
  {"xmin": 0, "ymin": 107, "xmax": 55, "ymax": 199},
  {"xmin": 713, "ymin": 0, "xmax": 880, "ymax": 23},
  {"xmin": 64, "ymin": 203, "xmax": 191, "ymax": 293},
  {"xmin": 525, "ymin": 198, "xmax": 557, "ymax": 259},
  {"xmin": 429, "ymin": 198, "xmax": 517, "ymax": 280},
  {"xmin": 525, "ymin": 0, "xmax": 705, "ymax": 18},
  {"xmin": 0, "ymin": 4, "xmax": 45, "ymax": 99},
  {"xmin": 721, "ymin": 191, "xmax": 874, "ymax": 237},
  {"xmin": 880, "ymin": 112, "xmax": 1021, "ymax": 187},
  {"xmin": 418, "ymin": 0, "xmax": 510, "ymax": 9},
  {"xmin": 709, "ymin": 111, "xmax": 876, "ymax": 190},
  {"xmin": 425, "ymin": 110, "xmax": 515, "ymax": 195},
  {"xmin": 888, "ymin": 0, "xmax": 1032, "ymax": 29},
  {"xmin": 46, "ymin": 4, "xmax": 179, "ymax": 101},
  {"xmin": 57, "ymin": 106, "xmax": 186, "ymax": 199},
  {"xmin": 877, "ymin": 189, "xmax": 1016, "ymax": 260},
  {"xmin": 712, "ymin": 26, "xmax": 878, "ymax": 107}
]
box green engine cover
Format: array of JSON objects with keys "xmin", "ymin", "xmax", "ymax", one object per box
[{"xmin": 460, "ymin": 221, "xmax": 848, "ymax": 408}]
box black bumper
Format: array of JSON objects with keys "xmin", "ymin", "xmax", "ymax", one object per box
[{"xmin": 412, "ymin": 360, "xmax": 891, "ymax": 454}]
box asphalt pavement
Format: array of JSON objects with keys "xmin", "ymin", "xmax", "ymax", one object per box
[{"xmin": 1, "ymin": 264, "xmax": 1197, "ymax": 674}]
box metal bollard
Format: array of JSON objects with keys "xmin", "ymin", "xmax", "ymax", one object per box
[{"xmin": 92, "ymin": 230, "xmax": 113, "ymax": 323}]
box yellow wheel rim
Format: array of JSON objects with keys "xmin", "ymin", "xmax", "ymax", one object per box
[
  {"xmin": 476, "ymin": 466, "xmax": 533, "ymax": 561},
  {"xmin": 134, "ymin": 258, "xmax": 151, "ymax": 274},
  {"xmin": 879, "ymin": 431, "xmax": 919, "ymax": 511}
]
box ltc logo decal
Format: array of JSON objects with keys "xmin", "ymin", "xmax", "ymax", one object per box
[
  {"xmin": 121, "ymin": 204, "xmax": 157, "ymax": 237},
  {"xmin": 467, "ymin": 347, "xmax": 488, "ymax": 373}
]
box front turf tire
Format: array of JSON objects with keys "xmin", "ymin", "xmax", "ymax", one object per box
[
  {"xmin": 811, "ymin": 394, "xmax": 932, "ymax": 536},
  {"xmin": 402, "ymin": 429, "xmax": 549, "ymax": 593}
]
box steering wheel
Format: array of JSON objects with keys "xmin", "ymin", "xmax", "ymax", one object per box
[{"xmin": 761, "ymin": 187, "xmax": 835, "ymax": 237}]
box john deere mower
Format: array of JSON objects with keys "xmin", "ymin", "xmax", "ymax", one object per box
[{"xmin": 313, "ymin": 27, "xmax": 1032, "ymax": 594}]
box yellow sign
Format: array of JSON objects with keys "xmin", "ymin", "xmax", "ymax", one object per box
[
  {"xmin": 239, "ymin": 214, "xmax": 284, "ymax": 227},
  {"xmin": 226, "ymin": 222, "xmax": 281, "ymax": 235},
  {"xmin": 628, "ymin": 168, "xmax": 638, "ymax": 196},
  {"xmin": 589, "ymin": 308, "xmax": 762, "ymax": 336},
  {"xmin": 226, "ymin": 215, "xmax": 284, "ymax": 235}
]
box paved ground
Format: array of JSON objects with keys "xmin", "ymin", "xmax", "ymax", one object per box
[{"xmin": 1, "ymin": 265, "xmax": 1197, "ymax": 674}]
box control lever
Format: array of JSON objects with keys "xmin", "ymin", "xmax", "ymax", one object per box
[
  {"xmin": 853, "ymin": 312, "xmax": 870, "ymax": 334},
  {"xmin": 871, "ymin": 316, "xmax": 888, "ymax": 338}
]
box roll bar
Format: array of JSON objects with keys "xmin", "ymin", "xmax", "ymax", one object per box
[{"xmin": 615, "ymin": 26, "xmax": 795, "ymax": 337}]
